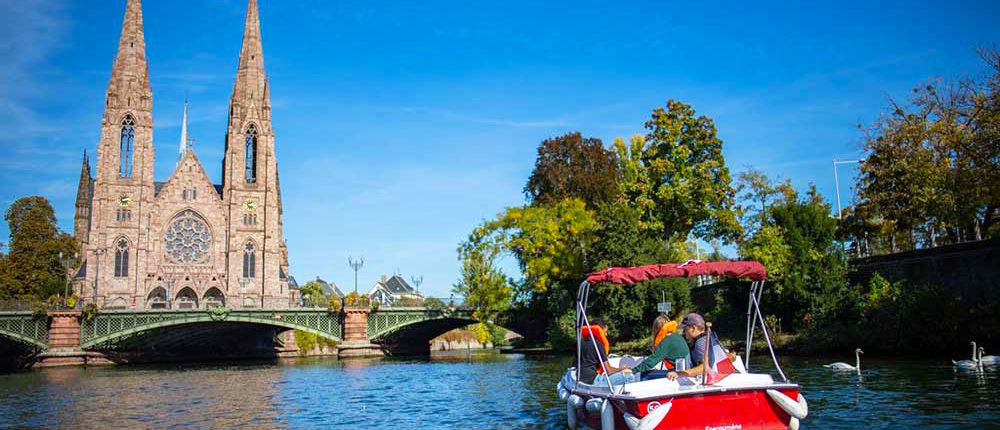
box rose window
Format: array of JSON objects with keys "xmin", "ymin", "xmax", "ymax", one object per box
[{"xmin": 164, "ymin": 210, "xmax": 212, "ymax": 263}]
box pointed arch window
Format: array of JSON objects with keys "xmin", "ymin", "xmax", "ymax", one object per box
[
  {"xmin": 114, "ymin": 238, "xmax": 129, "ymax": 277},
  {"xmin": 243, "ymin": 241, "xmax": 256, "ymax": 279},
  {"xmin": 245, "ymin": 124, "xmax": 258, "ymax": 183},
  {"xmin": 119, "ymin": 115, "xmax": 136, "ymax": 178}
]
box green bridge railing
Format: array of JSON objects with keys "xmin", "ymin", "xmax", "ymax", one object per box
[
  {"xmin": 0, "ymin": 312, "xmax": 49, "ymax": 349},
  {"xmin": 80, "ymin": 308, "xmax": 343, "ymax": 349}
]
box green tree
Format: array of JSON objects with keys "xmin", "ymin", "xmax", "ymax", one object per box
[
  {"xmin": 454, "ymin": 240, "xmax": 512, "ymax": 331},
  {"xmin": 524, "ymin": 132, "xmax": 621, "ymax": 208},
  {"xmin": 298, "ymin": 280, "xmax": 328, "ymax": 308},
  {"xmin": 0, "ymin": 197, "xmax": 78, "ymax": 299},
  {"xmin": 641, "ymin": 100, "xmax": 741, "ymax": 243},
  {"xmin": 467, "ymin": 198, "xmax": 598, "ymax": 294}
]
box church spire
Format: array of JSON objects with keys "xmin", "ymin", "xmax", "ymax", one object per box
[
  {"xmin": 232, "ymin": 0, "xmax": 267, "ymax": 104},
  {"xmin": 178, "ymin": 99, "xmax": 189, "ymax": 161},
  {"xmin": 109, "ymin": 0, "xmax": 150, "ymax": 91}
]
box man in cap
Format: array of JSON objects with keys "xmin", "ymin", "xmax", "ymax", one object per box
[{"xmin": 667, "ymin": 312, "xmax": 737, "ymax": 381}]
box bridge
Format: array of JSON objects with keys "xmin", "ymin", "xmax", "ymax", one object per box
[{"xmin": 0, "ymin": 306, "xmax": 478, "ymax": 368}]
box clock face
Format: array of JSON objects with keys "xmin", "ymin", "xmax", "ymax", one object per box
[
  {"xmin": 118, "ymin": 194, "xmax": 131, "ymax": 207},
  {"xmin": 244, "ymin": 199, "xmax": 257, "ymax": 211}
]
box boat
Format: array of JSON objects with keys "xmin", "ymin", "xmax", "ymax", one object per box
[{"xmin": 557, "ymin": 261, "xmax": 808, "ymax": 430}]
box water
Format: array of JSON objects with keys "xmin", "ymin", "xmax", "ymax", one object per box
[{"xmin": 0, "ymin": 352, "xmax": 998, "ymax": 429}]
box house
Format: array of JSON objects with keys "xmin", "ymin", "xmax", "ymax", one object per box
[
  {"xmin": 367, "ymin": 274, "xmax": 422, "ymax": 307},
  {"xmin": 313, "ymin": 277, "xmax": 345, "ymax": 299}
]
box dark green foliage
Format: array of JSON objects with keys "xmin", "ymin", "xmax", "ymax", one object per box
[
  {"xmin": 0, "ymin": 197, "xmax": 78, "ymax": 300},
  {"xmin": 586, "ymin": 202, "xmax": 691, "ymax": 341}
]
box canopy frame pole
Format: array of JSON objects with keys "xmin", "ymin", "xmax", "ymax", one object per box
[
  {"xmin": 575, "ymin": 281, "xmax": 587, "ymax": 389},
  {"xmin": 749, "ymin": 281, "xmax": 787, "ymax": 382},
  {"xmin": 577, "ymin": 298, "xmax": 618, "ymax": 393},
  {"xmin": 744, "ymin": 281, "xmax": 757, "ymax": 370}
]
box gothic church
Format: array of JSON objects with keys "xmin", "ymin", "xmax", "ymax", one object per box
[{"xmin": 73, "ymin": 0, "xmax": 295, "ymax": 309}]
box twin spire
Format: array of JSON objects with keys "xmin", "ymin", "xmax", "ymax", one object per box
[
  {"xmin": 110, "ymin": 0, "xmax": 149, "ymax": 91},
  {"xmin": 110, "ymin": 0, "xmax": 269, "ymax": 161}
]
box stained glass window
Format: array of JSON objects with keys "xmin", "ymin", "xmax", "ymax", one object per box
[
  {"xmin": 119, "ymin": 115, "xmax": 135, "ymax": 178},
  {"xmin": 243, "ymin": 241, "xmax": 256, "ymax": 278},
  {"xmin": 164, "ymin": 210, "xmax": 212, "ymax": 264},
  {"xmin": 114, "ymin": 238, "xmax": 129, "ymax": 277},
  {"xmin": 245, "ymin": 124, "xmax": 258, "ymax": 183}
]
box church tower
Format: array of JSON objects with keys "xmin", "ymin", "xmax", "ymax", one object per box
[
  {"xmin": 86, "ymin": 0, "xmax": 154, "ymax": 304},
  {"xmin": 73, "ymin": 151, "xmax": 93, "ymax": 250},
  {"xmin": 222, "ymin": 0, "xmax": 287, "ymax": 307}
]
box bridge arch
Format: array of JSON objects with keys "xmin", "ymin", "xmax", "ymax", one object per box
[{"xmin": 80, "ymin": 309, "xmax": 341, "ymax": 350}]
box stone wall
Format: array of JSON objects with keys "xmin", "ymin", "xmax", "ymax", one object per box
[{"xmin": 849, "ymin": 237, "xmax": 1000, "ymax": 302}]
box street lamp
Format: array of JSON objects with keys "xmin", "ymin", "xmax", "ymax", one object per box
[
  {"xmin": 348, "ymin": 256, "xmax": 364, "ymax": 294},
  {"xmin": 240, "ymin": 277, "xmax": 248, "ymax": 308},
  {"xmin": 164, "ymin": 274, "xmax": 179, "ymax": 310},
  {"xmin": 58, "ymin": 251, "xmax": 78, "ymax": 300},
  {"xmin": 833, "ymin": 159, "xmax": 861, "ymax": 219},
  {"xmin": 92, "ymin": 248, "xmax": 107, "ymax": 306}
]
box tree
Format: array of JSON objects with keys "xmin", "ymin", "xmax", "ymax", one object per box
[
  {"xmin": 614, "ymin": 135, "xmax": 659, "ymax": 233},
  {"xmin": 0, "ymin": 197, "xmax": 78, "ymax": 300},
  {"xmin": 524, "ymin": 132, "xmax": 621, "ymax": 208},
  {"xmin": 298, "ymin": 281, "xmax": 328, "ymax": 308},
  {"xmin": 641, "ymin": 100, "xmax": 741, "ymax": 243},
  {"xmin": 454, "ymin": 240, "xmax": 511, "ymax": 342},
  {"xmin": 467, "ymin": 198, "xmax": 598, "ymax": 294}
]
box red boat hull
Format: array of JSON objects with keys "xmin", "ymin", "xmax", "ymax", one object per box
[{"xmin": 580, "ymin": 388, "xmax": 799, "ymax": 430}]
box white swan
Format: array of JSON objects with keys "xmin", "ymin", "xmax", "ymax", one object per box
[
  {"xmin": 953, "ymin": 341, "xmax": 980, "ymax": 369},
  {"xmin": 825, "ymin": 348, "xmax": 863, "ymax": 373},
  {"xmin": 979, "ymin": 347, "xmax": 999, "ymax": 364}
]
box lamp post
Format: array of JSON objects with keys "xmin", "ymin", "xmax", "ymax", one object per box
[
  {"xmin": 833, "ymin": 159, "xmax": 861, "ymax": 219},
  {"xmin": 92, "ymin": 248, "xmax": 107, "ymax": 306},
  {"xmin": 240, "ymin": 278, "xmax": 248, "ymax": 309},
  {"xmin": 411, "ymin": 275, "xmax": 423, "ymax": 295},
  {"xmin": 348, "ymin": 256, "xmax": 364, "ymax": 294},
  {"xmin": 165, "ymin": 275, "xmax": 176, "ymax": 310},
  {"xmin": 59, "ymin": 251, "xmax": 78, "ymax": 300}
]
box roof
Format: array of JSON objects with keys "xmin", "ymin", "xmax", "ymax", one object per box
[
  {"xmin": 382, "ymin": 275, "xmax": 416, "ymax": 294},
  {"xmin": 288, "ymin": 275, "xmax": 299, "ymax": 289},
  {"xmin": 314, "ymin": 277, "xmax": 344, "ymax": 298},
  {"xmin": 74, "ymin": 260, "xmax": 87, "ymax": 279}
]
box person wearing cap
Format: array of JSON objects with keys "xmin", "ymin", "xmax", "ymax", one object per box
[
  {"xmin": 629, "ymin": 314, "xmax": 691, "ymax": 380},
  {"xmin": 666, "ymin": 312, "xmax": 737, "ymax": 381}
]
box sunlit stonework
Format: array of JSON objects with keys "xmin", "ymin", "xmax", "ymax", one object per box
[{"xmin": 72, "ymin": 0, "xmax": 294, "ymax": 309}]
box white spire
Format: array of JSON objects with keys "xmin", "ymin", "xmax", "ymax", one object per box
[{"xmin": 178, "ymin": 99, "xmax": 189, "ymax": 162}]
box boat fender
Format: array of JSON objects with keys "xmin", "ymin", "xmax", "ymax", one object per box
[
  {"xmin": 623, "ymin": 413, "xmax": 641, "ymax": 430},
  {"xmin": 787, "ymin": 417, "xmax": 799, "ymax": 430},
  {"xmin": 622, "ymin": 402, "xmax": 671, "ymax": 430},
  {"xmin": 586, "ymin": 398, "xmax": 603, "ymax": 413},
  {"xmin": 566, "ymin": 395, "xmax": 582, "ymax": 429},
  {"xmin": 600, "ymin": 399, "xmax": 615, "ymax": 430},
  {"xmin": 766, "ymin": 390, "xmax": 808, "ymax": 420}
]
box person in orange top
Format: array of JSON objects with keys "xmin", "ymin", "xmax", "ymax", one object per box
[{"xmin": 579, "ymin": 318, "xmax": 631, "ymax": 385}]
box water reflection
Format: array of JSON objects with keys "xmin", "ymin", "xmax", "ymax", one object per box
[{"xmin": 0, "ymin": 354, "xmax": 998, "ymax": 429}]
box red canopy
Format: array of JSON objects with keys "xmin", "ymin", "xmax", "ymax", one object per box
[{"xmin": 585, "ymin": 261, "xmax": 767, "ymax": 285}]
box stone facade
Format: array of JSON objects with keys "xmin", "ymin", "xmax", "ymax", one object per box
[{"xmin": 73, "ymin": 0, "xmax": 293, "ymax": 310}]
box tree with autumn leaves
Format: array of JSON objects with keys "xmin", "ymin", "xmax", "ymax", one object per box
[
  {"xmin": 851, "ymin": 49, "xmax": 1000, "ymax": 252},
  {"xmin": 456, "ymin": 100, "xmax": 740, "ymax": 344}
]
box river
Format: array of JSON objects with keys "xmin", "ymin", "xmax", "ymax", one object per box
[{"xmin": 1, "ymin": 351, "xmax": 998, "ymax": 429}]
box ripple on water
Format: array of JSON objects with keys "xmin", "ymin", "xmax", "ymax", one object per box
[{"xmin": 0, "ymin": 353, "xmax": 998, "ymax": 429}]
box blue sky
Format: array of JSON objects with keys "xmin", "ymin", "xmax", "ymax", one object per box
[{"xmin": 1, "ymin": 0, "xmax": 997, "ymax": 298}]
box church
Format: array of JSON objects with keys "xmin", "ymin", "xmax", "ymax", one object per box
[{"xmin": 73, "ymin": 0, "xmax": 296, "ymax": 309}]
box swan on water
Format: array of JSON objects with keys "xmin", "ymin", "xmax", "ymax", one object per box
[
  {"xmin": 978, "ymin": 347, "xmax": 999, "ymax": 364},
  {"xmin": 952, "ymin": 341, "xmax": 980, "ymax": 369},
  {"xmin": 824, "ymin": 348, "xmax": 863, "ymax": 373}
]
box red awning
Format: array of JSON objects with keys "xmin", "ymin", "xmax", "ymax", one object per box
[{"xmin": 585, "ymin": 261, "xmax": 767, "ymax": 285}]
